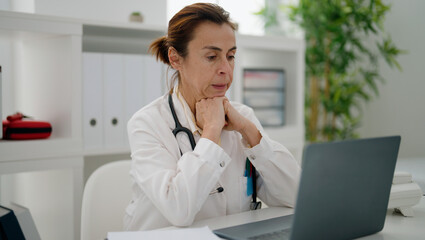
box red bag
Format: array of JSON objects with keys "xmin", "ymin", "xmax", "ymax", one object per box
[{"xmin": 2, "ymin": 113, "xmax": 52, "ymax": 140}]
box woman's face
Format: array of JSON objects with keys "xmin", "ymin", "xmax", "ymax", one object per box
[{"xmin": 177, "ymin": 21, "xmax": 236, "ymax": 105}]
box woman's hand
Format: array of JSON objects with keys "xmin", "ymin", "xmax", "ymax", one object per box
[
  {"xmin": 196, "ymin": 97, "xmax": 227, "ymax": 144},
  {"xmin": 223, "ymin": 99, "xmax": 262, "ymax": 147},
  {"xmin": 222, "ymin": 99, "xmax": 248, "ymax": 132}
]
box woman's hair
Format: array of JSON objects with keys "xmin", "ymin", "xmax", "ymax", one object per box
[{"xmin": 149, "ymin": 3, "xmax": 236, "ymax": 89}]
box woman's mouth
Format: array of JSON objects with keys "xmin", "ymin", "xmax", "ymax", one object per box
[{"xmin": 212, "ymin": 84, "xmax": 227, "ymax": 90}]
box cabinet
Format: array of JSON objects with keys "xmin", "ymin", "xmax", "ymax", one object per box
[{"xmin": 0, "ymin": 10, "xmax": 304, "ymax": 240}]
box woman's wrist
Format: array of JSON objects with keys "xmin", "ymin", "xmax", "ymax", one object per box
[
  {"xmin": 239, "ymin": 121, "xmax": 261, "ymax": 147},
  {"xmin": 202, "ymin": 124, "xmax": 223, "ymax": 144}
]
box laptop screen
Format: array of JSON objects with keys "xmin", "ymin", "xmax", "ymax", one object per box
[{"xmin": 214, "ymin": 136, "xmax": 401, "ymax": 240}]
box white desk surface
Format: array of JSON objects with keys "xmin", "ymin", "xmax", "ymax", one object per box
[{"xmin": 184, "ymin": 197, "xmax": 425, "ymax": 240}]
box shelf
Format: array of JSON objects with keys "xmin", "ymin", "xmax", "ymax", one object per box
[
  {"xmin": 0, "ymin": 137, "xmax": 82, "ymax": 162},
  {"xmin": 0, "ymin": 10, "xmax": 165, "ymax": 36},
  {"xmin": 0, "ymin": 11, "xmax": 83, "ymax": 163},
  {"xmin": 0, "ymin": 10, "xmax": 81, "ymax": 35},
  {"xmin": 230, "ymin": 34, "xmax": 305, "ymax": 155},
  {"xmin": 83, "ymin": 24, "xmax": 165, "ymax": 54},
  {"xmin": 83, "ymin": 147, "xmax": 130, "ymax": 157},
  {"xmin": 236, "ymin": 34, "xmax": 304, "ymax": 52},
  {"xmin": 234, "ymin": 36, "xmax": 304, "ymax": 129}
]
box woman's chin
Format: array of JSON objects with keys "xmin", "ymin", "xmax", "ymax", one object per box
[
  {"xmin": 212, "ymin": 93, "xmax": 227, "ymax": 98},
  {"xmin": 211, "ymin": 89, "xmax": 228, "ymax": 98}
]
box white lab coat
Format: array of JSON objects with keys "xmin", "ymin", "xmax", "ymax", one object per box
[{"xmin": 124, "ymin": 90, "xmax": 301, "ymax": 231}]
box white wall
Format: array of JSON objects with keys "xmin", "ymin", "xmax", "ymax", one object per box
[
  {"xmin": 0, "ymin": 0, "xmax": 10, "ymax": 10},
  {"xmin": 1, "ymin": 170, "xmax": 74, "ymax": 240},
  {"xmin": 357, "ymin": 0, "xmax": 425, "ymax": 158}
]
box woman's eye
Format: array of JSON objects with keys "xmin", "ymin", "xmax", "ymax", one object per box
[
  {"xmin": 228, "ymin": 55, "xmax": 235, "ymax": 60},
  {"xmin": 207, "ymin": 56, "xmax": 216, "ymax": 61}
]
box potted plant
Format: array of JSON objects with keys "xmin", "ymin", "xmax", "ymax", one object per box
[
  {"xmin": 129, "ymin": 12, "xmax": 143, "ymax": 23},
  {"xmin": 285, "ymin": 0, "xmax": 404, "ymax": 142}
]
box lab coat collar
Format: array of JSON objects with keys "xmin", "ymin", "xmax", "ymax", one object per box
[{"xmin": 172, "ymin": 86, "xmax": 202, "ymax": 136}]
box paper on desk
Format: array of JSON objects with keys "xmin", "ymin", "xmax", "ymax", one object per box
[{"xmin": 107, "ymin": 226, "xmax": 221, "ymax": 240}]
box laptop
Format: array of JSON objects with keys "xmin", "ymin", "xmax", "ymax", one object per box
[{"xmin": 214, "ymin": 136, "xmax": 401, "ymax": 240}]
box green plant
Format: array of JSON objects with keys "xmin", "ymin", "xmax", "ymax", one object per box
[
  {"xmin": 254, "ymin": 1, "xmax": 280, "ymax": 29},
  {"xmin": 286, "ymin": 0, "xmax": 404, "ymax": 142}
]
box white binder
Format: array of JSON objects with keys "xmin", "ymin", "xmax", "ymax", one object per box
[
  {"xmin": 82, "ymin": 53, "xmax": 104, "ymax": 149},
  {"xmin": 143, "ymin": 55, "xmax": 164, "ymax": 104},
  {"xmin": 103, "ymin": 53, "xmax": 125, "ymax": 148},
  {"xmin": 124, "ymin": 54, "xmax": 145, "ymax": 147}
]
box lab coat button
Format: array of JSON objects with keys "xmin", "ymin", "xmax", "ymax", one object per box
[
  {"xmin": 220, "ymin": 161, "xmax": 225, "ymax": 167},
  {"xmin": 249, "ymin": 154, "xmax": 256, "ymax": 160}
]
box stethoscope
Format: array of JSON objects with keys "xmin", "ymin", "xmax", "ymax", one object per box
[
  {"xmin": 168, "ymin": 93, "xmax": 196, "ymax": 151},
  {"xmin": 168, "ymin": 94, "xmax": 261, "ymax": 210}
]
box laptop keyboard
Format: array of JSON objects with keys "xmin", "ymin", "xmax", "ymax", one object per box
[{"xmin": 248, "ymin": 228, "xmax": 291, "ymax": 240}]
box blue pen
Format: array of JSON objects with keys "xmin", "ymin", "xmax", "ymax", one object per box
[{"xmin": 245, "ymin": 158, "xmax": 253, "ymax": 196}]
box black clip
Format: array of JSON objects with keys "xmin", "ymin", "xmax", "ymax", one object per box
[{"xmin": 250, "ymin": 201, "xmax": 262, "ymax": 210}]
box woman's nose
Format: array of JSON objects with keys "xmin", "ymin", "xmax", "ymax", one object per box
[{"xmin": 218, "ymin": 57, "xmax": 233, "ymax": 75}]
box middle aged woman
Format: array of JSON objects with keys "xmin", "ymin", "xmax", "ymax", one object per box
[{"xmin": 124, "ymin": 3, "xmax": 301, "ymax": 231}]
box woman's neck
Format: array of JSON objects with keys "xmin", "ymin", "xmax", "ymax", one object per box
[{"xmin": 178, "ymin": 84, "xmax": 196, "ymax": 115}]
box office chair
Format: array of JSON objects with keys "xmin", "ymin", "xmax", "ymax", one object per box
[{"xmin": 81, "ymin": 160, "xmax": 132, "ymax": 240}]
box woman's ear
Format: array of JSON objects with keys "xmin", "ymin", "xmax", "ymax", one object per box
[{"xmin": 168, "ymin": 47, "xmax": 181, "ymax": 70}]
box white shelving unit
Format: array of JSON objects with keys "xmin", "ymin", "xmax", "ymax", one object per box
[
  {"xmin": 0, "ymin": 10, "xmax": 85, "ymax": 240},
  {"xmin": 0, "ymin": 10, "xmax": 304, "ymax": 240},
  {"xmin": 234, "ymin": 34, "xmax": 305, "ymax": 160},
  {"xmin": 0, "ymin": 10, "xmax": 83, "ymax": 162},
  {"xmin": 0, "ymin": 10, "xmax": 165, "ymax": 240}
]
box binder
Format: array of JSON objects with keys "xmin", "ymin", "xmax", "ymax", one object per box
[
  {"xmin": 82, "ymin": 53, "xmax": 164, "ymax": 151},
  {"xmin": 124, "ymin": 54, "xmax": 145, "ymax": 147},
  {"xmin": 82, "ymin": 53, "xmax": 104, "ymax": 149},
  {"xmin": 103, "ymin": 53, "xmax": 125, "ymax": 148},
  {"xmin": 143, "ymin": 55, "xmax": 164, "ymax": 104}
]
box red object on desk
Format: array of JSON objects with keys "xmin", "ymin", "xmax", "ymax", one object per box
[{"xmin": 2, "ymin": 112, "xmax": 52, "ymax": 140}]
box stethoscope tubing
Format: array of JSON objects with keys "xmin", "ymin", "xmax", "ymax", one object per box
[{"xmin": 168, "ymin": 94, "xmax": 196, "ymax": 150}]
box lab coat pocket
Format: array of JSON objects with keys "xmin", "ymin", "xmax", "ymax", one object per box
[
  {"xmin": 125, "ymin": 195, "xmax": 142, "ymax": 216},
  {"xmin": 196, "ymin": 190, "xmax": 225, "ymax": 221},
  {"xmin": 239, "ymin": 176, "xmax": 251, "ymax": 212}
]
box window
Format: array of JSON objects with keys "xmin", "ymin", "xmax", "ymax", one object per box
[{"xmin": 167, "ymin": 0, "xmax": 265, "ymax": 35}]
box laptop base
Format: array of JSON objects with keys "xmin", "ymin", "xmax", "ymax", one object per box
[{"xmin": 214, "ymin": 214, "xmax": 293, "ymax": 240}]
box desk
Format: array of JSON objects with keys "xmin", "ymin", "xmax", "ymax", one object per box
[{"xmin": 185, "ymin": 197, "xmax": 425, "ymax": 239}]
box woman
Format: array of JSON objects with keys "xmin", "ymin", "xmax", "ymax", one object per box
[{"xmin": 124, "ymin": 3, "xmax": 300, "ymax": 231}]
